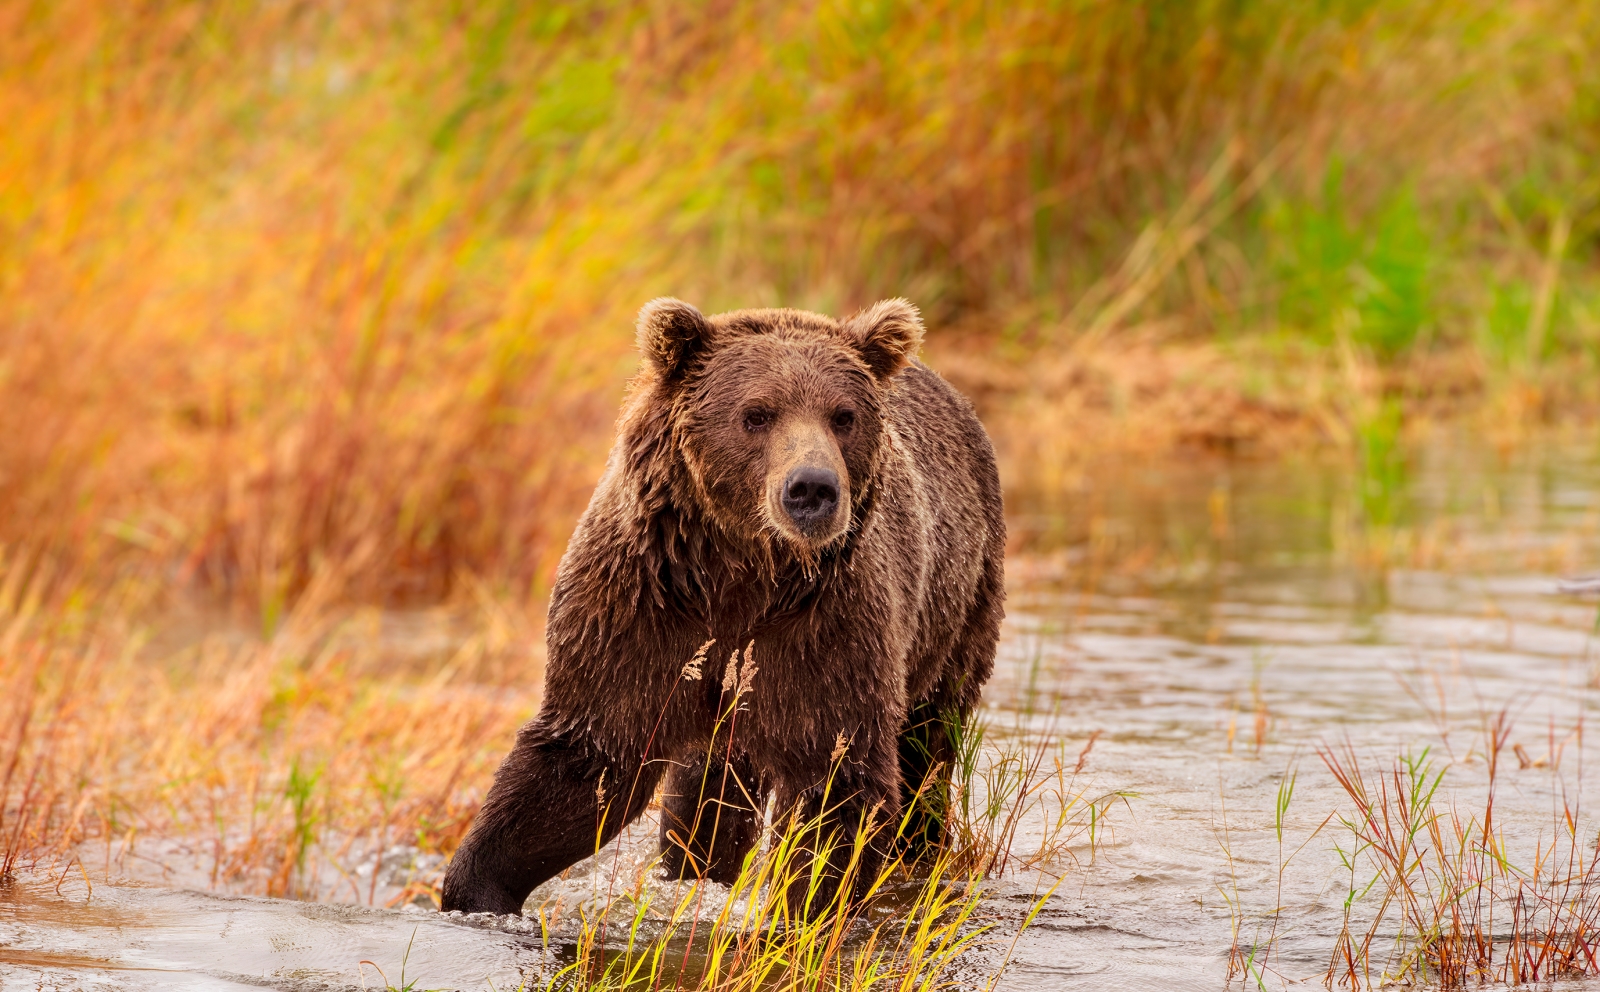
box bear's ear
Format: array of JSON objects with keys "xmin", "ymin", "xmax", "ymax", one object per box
[
  {"xmin": 637, "ymin": 298, "xmax": 713, "ymax": 382},
  {"xmin": 842, "ymin": 298, "xmax": 924, "ymax": 381}
]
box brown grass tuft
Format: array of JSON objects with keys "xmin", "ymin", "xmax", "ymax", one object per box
[{"xmin": 1320, "ymin": 718, "xmax": 1600, "ymax": 989}]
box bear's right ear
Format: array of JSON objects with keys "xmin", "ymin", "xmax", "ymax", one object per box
[
  {"xmin": 842, "ymin": 298, "xmax": 924, "ymax": 382},
  {"xmin": 636, "ymin": 298, "xmax": 713, "ymax": 382}
]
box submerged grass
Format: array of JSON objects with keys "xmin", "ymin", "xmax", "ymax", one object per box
[
  {"xmin": 0, "ymin": 561, "xmax": 534, "ymax": 901},
  {"xmin": 1320, "ymin": 718, "xmax": 1600, "ymax": 989},
  {"xmin": 1217, "ymin": 760, "xmax": 1335, "ymax": 989},
  {"xmin": 1211, "ymin": 694, "xmax": 1600, "ymax": 991}
]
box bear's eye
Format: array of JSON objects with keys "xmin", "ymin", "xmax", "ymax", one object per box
[
  {"xmin": 832, "ymin": 409, "xmax": 856, "ymax": 432},
  {"xmin": 742, "ymin": 408, "xmax": 773, "ymax": 432}
]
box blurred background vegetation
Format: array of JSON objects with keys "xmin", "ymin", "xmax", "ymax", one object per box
[{"xmin": 5, "ymin": 0, "xmax": 1600, "ymax": 611}]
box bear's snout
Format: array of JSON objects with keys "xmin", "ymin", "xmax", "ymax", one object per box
[{"xmin": 781, "ymin": 466, "xmax": 840, "ymax": 532}]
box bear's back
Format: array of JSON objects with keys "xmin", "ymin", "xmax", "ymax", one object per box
[{"xmin": 873, "ymin": 361, "xmax": 1005, "ymax": 706}]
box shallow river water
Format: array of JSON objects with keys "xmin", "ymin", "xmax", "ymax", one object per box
[{"xmin": 5, "ymin": 431, "xmax": 1600, "ymax": 990}]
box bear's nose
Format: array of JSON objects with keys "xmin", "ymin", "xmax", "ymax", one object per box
[{"xmin": 781, "ymin": 466, "xmax": 840, "ymax": 530}]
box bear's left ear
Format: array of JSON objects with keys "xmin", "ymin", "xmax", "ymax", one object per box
[
  {"xmin": 637, "ymin": 298, "xmax": 713, "ymax": 383},
  {"xmin": 842, "ymin": 298, "xmax": 924, "ymax": 381}
]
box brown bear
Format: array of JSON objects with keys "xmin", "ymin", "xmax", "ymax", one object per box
[{"xmin": 440, "ymin": 298, "xmax": 1004, "ymax": 917}]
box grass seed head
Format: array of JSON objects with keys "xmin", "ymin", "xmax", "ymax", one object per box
[{"xmin": 681, "ymin": 638, "xmax": 713, "ymax": 681}]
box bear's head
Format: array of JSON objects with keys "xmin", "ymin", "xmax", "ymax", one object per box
[{"xmin": 632, "ymin": 298, "xmax": 923, "ymax": 560}]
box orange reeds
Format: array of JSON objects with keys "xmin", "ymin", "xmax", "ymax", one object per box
[
  {"xmin": 4, "ymin": 2, "xmax": 1600, "ymax": 607},
  {"xmin": 1320, "ymin": 716, "xmax": 1600, "ymax": 989},
  {"xmin": 0, "ymin": 568, "xmax": 539, "ymax": 903}
]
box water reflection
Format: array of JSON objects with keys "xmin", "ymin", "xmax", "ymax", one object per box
[{"xmin": 993, "ymin": 431, "xmax": 1600, "ymax": 989}]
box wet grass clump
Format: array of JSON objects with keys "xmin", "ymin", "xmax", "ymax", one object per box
[
  {"xmin": 1321, "ymin": 721, "xmax": 1600, "ymax": 989},
  {"xmin": 460, "ymin": 686, "xmax": 1120, "ymax": 991}
]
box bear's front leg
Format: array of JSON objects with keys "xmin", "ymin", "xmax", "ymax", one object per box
[
  {"xmin": 440, "ymin": 717, "xmax": 664, "ymax": 915},
  {"xmin": 658, "ymin": 748, "xmax": 765, "ymax": 885},
  {"xmin": 896, "ymin": 698, "xmax": 963, "ymax": 856},
  {"xmin": 774, "ymin": 733, "xmax": 900, "ymax": 920}
]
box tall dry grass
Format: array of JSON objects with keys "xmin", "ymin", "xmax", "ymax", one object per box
[
  {"xmin": 4, "ymin": 1, "xmax": 1600, "ymax": 606},
  {"xmin": 0, "ymin": 559, "xmax": 538, "ymax": 901}
]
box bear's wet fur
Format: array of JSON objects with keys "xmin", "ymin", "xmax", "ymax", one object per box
[{"xmin": 440, "ymin": 298, "xmax": 1004, "ymax": 917}]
